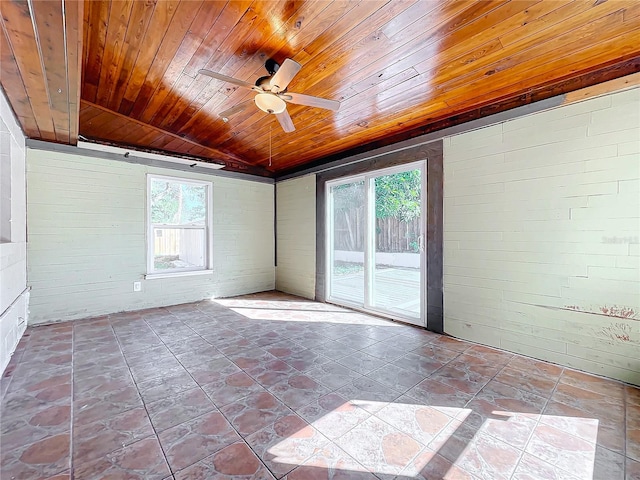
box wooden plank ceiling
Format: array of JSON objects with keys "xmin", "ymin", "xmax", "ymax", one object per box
[{"xmin": 1, "ymin": 0, "xmax": 639, "ymax": 177}]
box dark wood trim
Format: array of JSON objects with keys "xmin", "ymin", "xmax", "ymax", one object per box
[
  {"xmin": 315, "ymin": 140, "xmax": 444, "ymax": 333},
  {"xmin": 25, "ymin": 139, "xmax": 274, "ymax": 184}
]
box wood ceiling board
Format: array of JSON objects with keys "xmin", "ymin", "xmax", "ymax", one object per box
[
  {"xmin": 124, "ymin": 0, "xmax": 202, "ymax": 120},
  {"xmin": 0, "ymin": 24, "xmax": 39, "ymax": 137},
  {"xmin": 160, "ymin": 0, "xmax": 336, "ymax": 134},
  {"xmin": 240, "ymin": 3, "xmax": 640, "ymax": 167},
  {"xmin": 1, "ymin": 0, "xmax": 56, "ymax": 141},
  {"xmin": 278, "ymin": 56, "xmax": 640, "ymax": 178},
  {"xmin": 0, "ymin": 0, "xmax": 83, "ymax": 143},
  {"xmin": 116, "ymin": 0, "xmax": 181, "ymax": 115},
  {"xmin": 78, "ymin": 100, "xmax": 271, "ymax": 176},
  {"xmin": 0, "ymin": 0, "xmax": 633, "ymax": 176}
]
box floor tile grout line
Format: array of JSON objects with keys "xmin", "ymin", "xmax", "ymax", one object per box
[
  {"xmin": 11, "ymin": 296, "xmax": 637, "ymax": 480},
  {"xmin": 157, "ymin": 302, "xmax": 426, "ymax": 479},
  {"xmin": 623, "ymin": 385, "xmax": 627, "ymax": 478},
  {"xmin": 511, "ymin": 365, "xmax": 566, "ymax": 480},
  {"xmin": 140, "ymin": 309, "xmax": 282, "ymax": 478},
  {"xmin": 69, "ymin": 322, "xmax": 76, "ymax": 479},
  {"xmin": 110, "ymin": 318, "xmax": 176, "ymax": 478}
]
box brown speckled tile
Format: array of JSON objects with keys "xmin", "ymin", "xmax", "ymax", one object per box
[
  {"xmin": 494, "ymin": 366, "xmax": 558, "ymax": 398},
  {"xmin": 73, "ymin": 406, "xmax": 154, "ymax": 464},
  {"xmin": 627, "ymin": 457, "xmax": 640, "ymax": 480},
  {"xmin": 295, "ymin": 392, "xmax": 371, "ymax": 440},
  {"xmin": 543, "ymin": 400, "xmax": 624, "ymax": 454},
  {"xmin": 443, "ymin": 431, "xmax": 521, "ymax": 480},
  {"xmin": 511, "ymin": 452, "xmax": 579, "ymax": 480},
  {"xmin": 73, "ymin": 436, "xmax": 170, "ymax": 480},
  {"xmin": 335, "ymin": 351, "xmax": 387, "ymax": 376},
  {"xmin": 284, "ymin": 442, "xmax": 376, "ymax": 480},
  {"xmin": 374, "ymin": 401, "xmax": 453, "ymax": 446},
  {"xmin": 334, "ymin": 377, "xmax": 402, "ymax": 414},
  {"xmin": 159, "ymin": 411, "xmax": 240, "ymax": 472},
  {"xmin": 335, "ymin": 415, "xmax": 423, "ymax": 477},
  {"xmin": 525, "ymin": 423, "xmax": 597, "ymax": 479},
  {"xmin": 392, "ymin": 352, "xmax": 445, "ymax": 377},
  {"xmin": 146, "ymin": 387, "xmax": 216, "ymax": 432},
  {"xmin": 3, "ymin": 293, "xmax": 637, "ymax": 480},
  {"xmin": 136, "ymin": 368, "xmax": 199, "ymax": 404},
  {"xmin": 245, "ymin": 413, "xmax": 328, "ymax": 477},
  {"xmin": 269, "ymin": 374, "xmax": 331, "ymax": 410},
  {"xmin": 405, "ymin": 378, "xmax": 473, "ymax": 413},
  {"xmin": 174, "ymin": 442, "xmax": 275, "ymax": 479},
  {"xmin": 305, "ymin": 361, "xmax": 363, "ymax": 391},
  {"xmin": 74, "ymin": 385, "xmax": 142, "ymax": 426},
  {"xmin": 365, "ymin": 363, "xmax": 424, "ymax": 393},
  {"xmin": 559, "ymin": 369, "xmax": 626, "ymax": 399},
  {"xmin": 201, "ymin": 371, "xmax": 265, "ymax": 407},
  {"xmin": 0, "ymin": 432, "xmax": 70, "ymax": 479},
  {"xmin": 398, "ymin": 446, "xmax": 476, "ymax": 480},
  {"xmin": 220, "ymin": 390, "xmax": 292, "ymax": 436}
]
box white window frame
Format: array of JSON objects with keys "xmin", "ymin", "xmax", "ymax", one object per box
[{"xmin": 146, "ymin": 174, "xmax": 213, "ymax": 278}]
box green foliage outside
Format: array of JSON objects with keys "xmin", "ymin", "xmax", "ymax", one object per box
[
  {"xmin": 332, "ymin": 169, "xmax": 421, "ymax": 221},
  {"xmin": 332, "ymin": 170, "xmax": 422, "ymax": 254},
  {"xmin": 151, "ymin": 179, "xmax": 206, "ymax": 225},
  {"xmin": 374, "ymin": 170, "xmax": 421, "ymax": 221}
]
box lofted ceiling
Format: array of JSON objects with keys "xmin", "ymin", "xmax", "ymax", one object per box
[{"xmin": 1, "ymin": 0, "xmax": 639, "ymax": 178}]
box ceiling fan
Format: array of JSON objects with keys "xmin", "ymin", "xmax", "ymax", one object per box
[{"xmin": 199, "ymin": 59, "xmax": 340, "ymax": 133}]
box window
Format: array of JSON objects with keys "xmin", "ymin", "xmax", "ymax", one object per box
[{"xmin": 147, "ymin": 175, "xmax": 212, "ymax": 276}]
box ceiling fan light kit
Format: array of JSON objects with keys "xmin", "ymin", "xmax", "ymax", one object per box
[
  {"xmin": 198, "ymin": 58, "xmax": 340, "ymax": 133},
  {"xmin": 254, "ymin": 93, "xmax": 287, "ymax": 114}
]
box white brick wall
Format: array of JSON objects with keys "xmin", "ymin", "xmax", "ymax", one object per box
[
  {"xmin": 444, "ymin": 87, "xmax": 640, "ymax": 385},
  {"xmin": 27, "ymin": 150, "xmax": 275, "ymax": 323},
  {"xmin": 276, "ymin": 175, "xmax": 316, "ymax": 299},
  {"xmin": 0, "ymin": 88, "xmax": 28, "ymax": 373}
]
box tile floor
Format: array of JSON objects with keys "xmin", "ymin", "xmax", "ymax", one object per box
[{"xmin": 1, "ymin": 291, "xmax": 638, "ymax": 479}]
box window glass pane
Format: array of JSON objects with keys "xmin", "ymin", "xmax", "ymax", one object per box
[
  {"xmin": 150, "ymin": 179, "xmax": 206, "ymax": 225},
  {"xmin": 330, "ymin": 180, "xmax": 365, "ymax": 305},
  {"xmin": 372, "ymin": 169, "xmax": 422, "ymax": 319},
  {"xmin": 153, "ymin": 227, "xmax": 206, "ymax": 270}
]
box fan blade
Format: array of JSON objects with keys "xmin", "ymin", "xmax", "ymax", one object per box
[
  {"xmin": 218, "ymin": 100, "xmax": 254, "ymax": 121},
  {"xmin": 282, "ymin": 92, "xmax": 340, "ymax": 111},
  {"xmin": 275, "ymin": 109, "xmax": 295, "ymax": 133},
  {"xmin": 270, "ymin": 59, "xmax": 301, "ymax": 93},
  {"xmin": 198, "ymin": 69, "xmax": 257, "ymax": 90}
]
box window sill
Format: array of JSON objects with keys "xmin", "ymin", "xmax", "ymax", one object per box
[{"xmin": 145, "ymin": 269, "xmax": 213, "ymax": 280}]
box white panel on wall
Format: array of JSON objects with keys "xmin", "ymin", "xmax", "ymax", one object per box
[
  {"xmin": 0, "ymin": 87, "xmax": 28, "ymax": 374},
  {"xmin": 444, "ymin": 87, "xmax": 640, "ymax": 385},
  {"xmin": 26, "ymin": 150, "xmax": 275, "ymax": 324},
  {"xmin": 276, "ymin": 175, "xmax": 316, "ymax": 299}
]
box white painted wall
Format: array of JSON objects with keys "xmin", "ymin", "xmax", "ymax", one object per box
[
  {"xmin": 0, "ymin": 88, "xmax": 28, "ymax": 373},
  {"xmin": 26, "ymin": 150, "xmax": 275, "ymax": 324},
  {"xmin": 276, "ymin": 175, "xmax": 316, "ymax": 299},
  {"xmin": 444, "ymin": 87, "xmax": 640, "ymax": 385}
]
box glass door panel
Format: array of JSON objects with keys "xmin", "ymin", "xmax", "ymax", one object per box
[
  {"xmin": 329, "ymin": 180, "xmax": 365, "ymax": 306},
  {"xmin": 369, "ymin": 169, "xmax": 422, "ymax": 320},
  {"xmin": 327, "ymin": 161, "xmax": 426, "ymax": 327}
]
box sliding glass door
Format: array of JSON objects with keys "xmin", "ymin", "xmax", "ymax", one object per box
[{"xmin": 327, "ymin": 161, "xmax": 426, "ymax": 326}]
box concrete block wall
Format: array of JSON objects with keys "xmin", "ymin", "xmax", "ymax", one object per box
[
  {"xmin": 26, "ymin": 150, "xmax": 275, "ymax": 324},
  {"xmin": 0, "ymin": 88, "xmax": 28, "ymax": 373},
  {"xmin": 276, "ymin": 175, "xmax": 316, "ymax": 299},
  {"xmin": 443, "ymin": 87, "xmax": 640, "ymax": 385}
]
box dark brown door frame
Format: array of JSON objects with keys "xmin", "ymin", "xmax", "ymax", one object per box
[{"xmin": 315, "ymin": 140, "xmax": 444, "ymax": 334}]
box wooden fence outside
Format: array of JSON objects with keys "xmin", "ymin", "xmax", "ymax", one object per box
[{"xmin": 333, "ymin": 208, "xmax": 421, "ymax": 253}]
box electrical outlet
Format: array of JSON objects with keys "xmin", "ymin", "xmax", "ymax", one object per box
[{"xmin": 133, "ymin": 281, "xmax": 142, "ymax": 292}]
